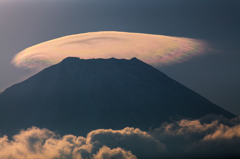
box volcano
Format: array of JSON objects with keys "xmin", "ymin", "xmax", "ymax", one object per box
[{"xmin": 0, "ymin": 57, "xmax": 235, "ymax": 136}]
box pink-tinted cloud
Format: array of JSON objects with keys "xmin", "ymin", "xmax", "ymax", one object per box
[{"xmin": 12, "ymin": 31, "xmax": 208, "ymax": 70}]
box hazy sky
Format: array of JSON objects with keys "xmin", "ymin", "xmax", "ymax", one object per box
[{"xmin": 0, "ymin": 0, "xmax": 239, "ymax": 114}]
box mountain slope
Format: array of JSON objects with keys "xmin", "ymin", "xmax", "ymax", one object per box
[{"xmin": 0, "ymin": 57, "xmax": 235, "ymax": 136}]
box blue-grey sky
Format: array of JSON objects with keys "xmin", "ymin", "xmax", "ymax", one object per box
[{"xmin": 0, "ymin": 0, "xmax": 239, "ymax": 114}]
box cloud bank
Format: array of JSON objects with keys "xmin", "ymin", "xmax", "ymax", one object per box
[
  {"xmin": 12, "ymin": 31, "xmax": 208, "ymax": 69},
  {"xmin": 1, "ymin": 115, "xmax": 239, "ymax": 159},
  {"xmin": 151, "ymin": 115, "xmax": 240, "ymax": 158},
  {"xmin": 0, "ymin": 127, "xmax": 161, "ymax": 159}
]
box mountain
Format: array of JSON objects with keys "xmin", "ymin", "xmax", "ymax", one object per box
[{"xmin": 0, "ymin": 57, "xmax": 235, "ymax": 136}]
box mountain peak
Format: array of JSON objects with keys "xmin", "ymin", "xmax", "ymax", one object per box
[
  {"xmin": 131, "ymin": 57, "xmax": 138, "ymax": 60},
  {"xmin": 60, "ymin": 56, "xmax": 81, "ymax": 63},
  {"xmin": 59, "ymin": 57, "xmax": 143, "ymax": 66}
]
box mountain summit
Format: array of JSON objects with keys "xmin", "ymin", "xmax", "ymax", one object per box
[{"xmin": 0, "ymin": 57, "xmax": 235, "ymax": 136}]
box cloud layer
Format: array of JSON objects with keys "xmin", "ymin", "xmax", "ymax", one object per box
[
  {"xmin": 0, "ymin": 127, "xmax": 161, "ymax": 159},
  {"xmin": 1, "ymin": 115, "xmax": 239, "ymax": 159},
  {"xmin": 12, "ymin": 31, "xmax": 208, "ymax": 69}
]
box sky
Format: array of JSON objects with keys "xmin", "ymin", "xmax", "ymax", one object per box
[{"xmin": 0, "ymin": 0, "xmax": 239, "ymax": 117}]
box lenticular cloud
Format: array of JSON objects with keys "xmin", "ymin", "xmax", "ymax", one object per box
[{"xmin": 12, "ymin": 31, "xmax": 208, "ymax": 69}]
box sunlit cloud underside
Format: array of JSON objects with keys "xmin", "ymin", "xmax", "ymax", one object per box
[{"xmin": 12, "ymin": 31, "xmax": 208, "ymax": 69}]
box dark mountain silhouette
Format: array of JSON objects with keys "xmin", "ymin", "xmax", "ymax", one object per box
[{"xmin": 0, "ymin": 57, "xmax": 235, "ymax": 136}]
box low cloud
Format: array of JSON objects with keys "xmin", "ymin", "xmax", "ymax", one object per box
[
  {"xmin": 0, "ymin": 127, "xmax": 163, "ymax": 159},
  {"xmin": 1, "ymin": 115, "xmax": 240, "ymax": 159},
  {"xmin": 87, "ymin": 127, "xmax": 165, "ymax": 158},
  {"xmin": 151, "ymin": 115, "xmax": 240, "ymax": 158},
  {"xmin": 93, "ymin": 146, "xmax": 137, "ymax": 159}
]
